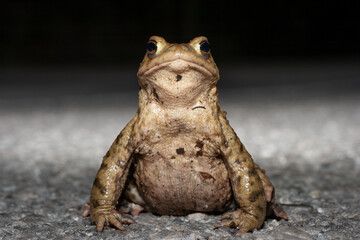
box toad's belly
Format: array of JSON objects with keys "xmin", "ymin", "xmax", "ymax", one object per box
[{"xmin": 133, "ymin": 147, "xmax": 233, "ymax": 215}]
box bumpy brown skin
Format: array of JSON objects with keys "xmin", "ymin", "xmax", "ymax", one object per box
[{"xmin": 83, "ymin": 36, "xmax": 287, "ymax": 233}]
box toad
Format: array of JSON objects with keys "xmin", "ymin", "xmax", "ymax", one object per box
[{"xmin": 82, "ymin": 36, "xmax": 288, "ymax": 233}]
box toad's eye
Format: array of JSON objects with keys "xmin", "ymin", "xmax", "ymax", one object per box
[
  {"xmin": 147, "ymin": 40, "xmax": 157, "ymax": 55},
  {"xmin": 199, "ymin": 40, "xmax": 211, "ymax": 54}
]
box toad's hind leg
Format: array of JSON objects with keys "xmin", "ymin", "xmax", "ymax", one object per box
[
  {"xmin": 118, "ymin": 200, "xmax": 145, "ymax": 216},
  {"xmin": 118, "ymin": 177, "xmax": 146, "ymax": 216},
  {"xmin": 254, "ymin": 163, "xmax": 273, "ymax": 203},
  {"xmin": 255, "ymin": 164, "xmax": 288, "ymax": 220}
]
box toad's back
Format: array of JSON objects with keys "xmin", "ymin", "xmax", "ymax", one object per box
[{"xmin": 133, "ymin": 137, "xmax": 233, "ymax": 215}]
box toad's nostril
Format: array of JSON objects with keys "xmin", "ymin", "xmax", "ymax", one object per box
[{"xmin": 176, "ymin": 75, "xmax": 182, "ymax": 81}]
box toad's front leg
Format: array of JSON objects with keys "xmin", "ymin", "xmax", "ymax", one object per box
[
  {"xmin": 86, "ymin": 116, "xmax": 138, "ymax": 232},
  {"xmin": 219, "ymin": 112, "xmax": 266, "ymax": 233}
]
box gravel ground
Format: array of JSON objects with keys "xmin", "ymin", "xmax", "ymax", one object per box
[{"xmin": 0, "ymin": 71, "xmax": 360, "ymax": 239}]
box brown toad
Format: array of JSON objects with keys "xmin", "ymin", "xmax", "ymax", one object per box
[{"xmin": 82, "ymin": 36, "xmax": 288, "ymax": 233}]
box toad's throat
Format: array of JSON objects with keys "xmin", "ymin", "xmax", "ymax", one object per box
[{"xmin": 147, "ymin": 83, "xmax": 210, "ymax": 107}]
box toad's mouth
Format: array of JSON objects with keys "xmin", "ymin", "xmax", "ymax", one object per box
[{"xmin": 137, "ymin": 56, "xmax": 218, "ymax": 79}]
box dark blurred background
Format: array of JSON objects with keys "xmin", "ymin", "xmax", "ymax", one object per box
[
  {"xmin": 0, "ymin": 0, "xmax": 360, "ymax": 97},
  {"xmin": 2, "ymin": 3, "xmax": 360, "ymax": 239}
]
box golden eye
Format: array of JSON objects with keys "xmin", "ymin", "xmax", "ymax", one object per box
[
  {"xmin": 146, "ymin": 40, "xmax": 157, "ymax": 55},
  {"xmin": 199, "ymin": 40, "xmax": 211, "ymax": 54}
]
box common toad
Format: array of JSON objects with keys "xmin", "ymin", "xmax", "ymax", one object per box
[{"xmin": 82, "ymin": 36, "xmax": 288, "ymax": 233}]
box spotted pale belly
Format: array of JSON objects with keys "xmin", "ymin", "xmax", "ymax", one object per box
[{"xmin": 133, "ymin": 147, "xmax": 233, "ymax": 215}]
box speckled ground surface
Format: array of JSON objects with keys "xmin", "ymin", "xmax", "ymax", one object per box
[{"xmin": 1, "ymin": 67, "xmax": 360, "ymax": 239}]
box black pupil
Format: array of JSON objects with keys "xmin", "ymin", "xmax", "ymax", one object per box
[
  {"xmin": 200, "ymin": 41, "xmax": 210, "ymax": 53},
  {"xmin": 147, "ymin": 41, "xmax": 157, "ymax": 53}
]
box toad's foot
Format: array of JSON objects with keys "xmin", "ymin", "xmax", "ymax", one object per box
[
  {"xmin": 269, "ymin": 202, "xmax": 288, "ymax": 220},
  {"xmin": 219, "ymin": 210, "xmax": 262, "ymax": 233},
  {"xmin": 90, "ymin": 206, "xmax": 135, "ymax": 232},
  {"xmin": 81, "ymin": 203, "xmax": 91, "ymax": 217},
  {"xmin": 118, "ymin": 202, "xmax": 145, "ymax": 216}
]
